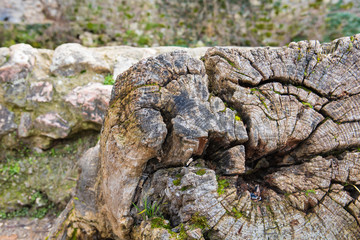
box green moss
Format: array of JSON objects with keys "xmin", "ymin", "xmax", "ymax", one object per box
[
  {"xmin": 260, "ymin": 99, "xmax": 268, "ymax": 110},
  {"xmin": 173, "ymin": 178, "xmax": 181, "ymax": 186},
  {"xmin": 305, "ymin": 189, "xmax": 316, "ymax": 197},
  {"xmin": 0, "ymin": 191, "xmax": 55, "ymax": 219},
  {"xmin": 250, "ymin": 88, "xmax": 260, "ymax": 94},
  {"xmin": 180, "ymin": 185, "xmax": 192, "ymax": 191},
  {"xmin": 190, "ymin": 212, "xmax": 209, "ymax": 229},
  {"xmin": 296, "ymin": 86, "xmax": 312, "ymax": 93},
  {"xmin": 301, "ymin": 102, "xmax": 313, "ymax": 108},
  {"xmin": 297, "ymin": 52, "xmax": 303, "ymax": 61},
  {"xmin": 176, "ymin": 224, "xmax": 188, "ymax": 239},
  {"xmin": 235, "ymin": 115, "xmax": 241, "ymax": 121},
  {"xmin": 151, "ymin": 217, "xmax": 171, "ymax": 229},
  {"xmin": 196, "ymin": 169, "xmax": 206, "ymax": 176},
  {"xmin": 70, "ymin": 228, "xmax": 78, "ymax": 240},
  {"xmin": 0, "ymin": 133, "xmax": 98, "ymax": 219}
]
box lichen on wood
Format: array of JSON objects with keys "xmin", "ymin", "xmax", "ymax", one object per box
[{"xmin": 49, "ymin": 35, "xmax": 360, "ymax": 239}]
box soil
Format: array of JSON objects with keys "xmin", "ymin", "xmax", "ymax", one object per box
[{"xmin": 0, "ymin": 215, "xmax": 56, "ymax": 240}]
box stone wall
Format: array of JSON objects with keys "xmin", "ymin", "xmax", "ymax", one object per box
[{"xmin": 0, "ymin": 43, "xmax": 207, "ymax": 150}]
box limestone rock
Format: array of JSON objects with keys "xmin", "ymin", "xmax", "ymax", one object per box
[
  {"xmin": 4, "ymin": 78, "xmax": 28, "ymax": 107},
  {"xmin": 34, "ymin": 112, "xmax": 70, "ymax": 139},
  {"xmin": 50, "ymin": 43, "xmax": 111, "ymax": 76},
  {"xmin": 64, "ymin": 82, "xmax": 112, "ymax": 125},
  {"xmin": 0, "ymin": 104, "xmax": 17, "ymax": 136},
  {"xmin": 0, "ymin": 44, "xmax": 36, "ymax": 83},
  {"xmin": 17, "ymin": 112, "xmax": 32, "ymax": 137},
  {"xmin": 27, "ymin": 81, "xmax": 53, "ymax": 103},
  {"xmin": 0, "ymin": 47, "xmax": 10, "ymax": 66}
]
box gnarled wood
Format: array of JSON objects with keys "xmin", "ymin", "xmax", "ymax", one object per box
[{"xmin": 49, "ymin": 35, "xmax": 360, "ymax": 239}]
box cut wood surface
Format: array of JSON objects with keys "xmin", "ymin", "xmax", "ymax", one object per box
[{"xmin": 49, "ymin": 35, "xmax": 360, "ymax": 239}]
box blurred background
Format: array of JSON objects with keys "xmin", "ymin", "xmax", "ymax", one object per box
[{"xmin": 0, "ymin": 0, "xmax": 359, "ymax": 49}]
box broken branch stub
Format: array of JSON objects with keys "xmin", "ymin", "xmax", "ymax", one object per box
[{"xmin": 50, "ymin": 35, "xmax": 360, "ymax": 239}]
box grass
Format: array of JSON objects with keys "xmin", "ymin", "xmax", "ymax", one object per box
[
  {"xmin": 351, "ymin": 185, "xmax": 360, "ymax": 194},
  {"xmin": 133, "ymin": 198, "xmax": 162, "ymax": 220}
]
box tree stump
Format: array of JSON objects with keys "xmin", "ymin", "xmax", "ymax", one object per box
[{"xmin": 49, "ymin": 35, "xmax": 360, "ymax": 239}]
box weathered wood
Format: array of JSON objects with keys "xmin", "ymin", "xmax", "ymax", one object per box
[{"xmin": 49, "ymin": 35, "xmax": 360, "ymax": 239}]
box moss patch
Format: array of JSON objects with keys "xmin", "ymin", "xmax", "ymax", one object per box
[
  {"xmin": 190, "ymin": 212, "xmax": 209, "ymax": 230},
  {"xmin": 195, "ymin": 169, "xmax": 206, "ymax": 176},
  {"xmin": 151, "ymin": 217, "xmax": 171, "ymax": 229},
  {"xmin": 0, "ymin": 132, "xmax": 98, "ymax": 219}
]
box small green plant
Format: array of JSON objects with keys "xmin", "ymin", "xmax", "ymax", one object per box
[
  {"xmin": 50, "ymin": 148, "xmax": 56, "ymax": 157},
  {"xmin": 231, "ymin": 207, "xmax": 243, "ymax": 219},
  {"xmin": 0, "ymin": 160, "xmax": 20, "ymax": 176},
  {"xmin": 0, "ymin": 210, "xmax": 6, "ymax": 219},
  {"xmin": 103, "ymin": 74, "xmax": 115, "ymax": 85},
  {"xmin": 133, "ymin": 198, "xmax": 162, "ymax": 220},
  {"xmin": 217, "ymin": 176, "xmax": 229, "ymax": 195},
  {"xmin": 196, "ymin": 169, "xmax": 206, "ymax": 176}
]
